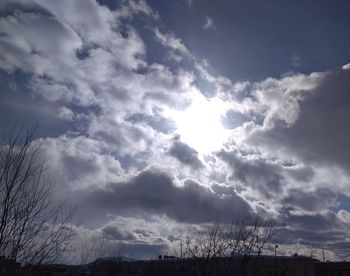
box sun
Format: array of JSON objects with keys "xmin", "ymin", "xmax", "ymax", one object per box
[{"xmin": 165, "ymin": 91, "xmax": 231, "ymax": 155}]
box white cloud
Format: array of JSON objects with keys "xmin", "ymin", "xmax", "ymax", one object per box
[
  {"xmin": 251, "ymin": 72, "xmax": 325, "ymax": 128},
  {"xmin": 57, "ymin": 106, "xmax": 74, "ymax": 121},
  {"xmin": 203, "ymin": 16, "xmax": 215, "ymax": 30},
  {"xmin": 342, "ymin": 63, "xmax": 350, "ymax": 70},
  {"xmin": 114, "ymin": 0, "xmax": 159, "ymax": 20},
  {"xmin": 154, "ymin": 28, "xmax": 191, "ymax": 58},
  {"xmin": 0, "ymin": 0, "xmax": 150, "ymax": 108},
  {"xmin": 2, "ymin": 0, "xmax": 350, "ymax": 260},
  {"xmin": 42, "ymin": 135, "xmax": 125, "ymax": 191},
  {"xmin": 338, "ymin": 209, "xmax": 350, "ymax": 223}
]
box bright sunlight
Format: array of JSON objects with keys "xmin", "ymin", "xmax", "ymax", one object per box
[{"xmin": 165, "ymin": 91, "xmax": 231, "ymax": 155}]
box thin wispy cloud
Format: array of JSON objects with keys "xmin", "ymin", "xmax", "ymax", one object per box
[
  {"xmin": 186, "ymin": 0, "xmax": 193, "ymax": 9},
  {"xmin": 203, "ymin": 16, "xmax": 215, "ymax": 30}
]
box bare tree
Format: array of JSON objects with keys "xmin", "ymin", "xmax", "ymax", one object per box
[
  {"xmin": 0, "ymin": 126, "xmax": 74, "ymax": 265},
  {"xmin": 184, "ymin": 217, "xmax": 277, "ymax": 259},
  {"xmin": 78, "ymin": 236, "xmax": 108, "ymax": 265},
  {"xmin": 182, "ymin": 217, "xmax": 277, "ymax": 275},
  {"xmin": 227, "ymin": 217, "xmax": 277, "ymax": 258},
  {"xmin": 185, "ymin": 219, "xmax": 228, "ymax": 259}
]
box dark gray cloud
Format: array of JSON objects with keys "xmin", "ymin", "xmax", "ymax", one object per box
[
  {"xmin": 277, "ymin": 227, "xmax": 348, "ymax": 246},
  {"xmin": 274, "ymin": 210, "xmax": 350, "ymax": 255},
  {"xmin": 1, "ymin": 0, "xmax": 350, "ymax": 261},
  {"xmin": 281, "ymin": 188, "xmax": 337, "ymax": 212},
  {"xmin": 168, "ymin": 139, "xmax": 203, "ymax": 169},
  {"xmin": 285, "ymin": 165, "xmax": 315, "ymax": 182},
  {"xmin": 81, "ymin": 169, "xmax": 252, "ymax": 223},
  {"xmin": 62, "ymin": 155, "xmax": 101, "ymax": 182},
  {"xmin": 210, "ymin": 182, "xmax": 236, "ymax": 196},
  {"xmin": 282, "ymin": 211, "xmax": 342, "ymax": 232},
  {"xmin": 42, "ymin": 135, "xmax": 124, "ymax": 196},
  {"xmin": 218, "ymin": 149, "xmax": 285, "ymax": 198},
  {"xmin": 250, "ymin": 69, "xmax": 350, "ymax": 173}
]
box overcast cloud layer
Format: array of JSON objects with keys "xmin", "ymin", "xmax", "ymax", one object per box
[{"xmin": 1, "ymin": 0, "xmax": 350, "ymax": 261}]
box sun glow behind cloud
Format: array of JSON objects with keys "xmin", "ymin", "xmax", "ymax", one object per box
[{"xmin": 165, "ymin": 91, "xmax": 231, "ymax": 155}]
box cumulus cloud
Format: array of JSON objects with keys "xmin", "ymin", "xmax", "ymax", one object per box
[
  {"xmin": 80, "ymin": 168, "xmax": 253, "ymax": 223},
  {"xmin": 168, "ymin": 139, "xmax": 203, "ymax": 169},
  {"xmin": 218, "ymin": 149, "xmax": 285, "ymax": 199},
  {"xmin": 42, "ymin": 135, "xmax": 125, "ymax": 191},
  {"xmin": 281, "ymin": 188, "xmax": 337, "ymax": 212},
  {"xmin": 1, "ymin": 0, "xmax": 350, "ymax": 261},
  {"xmin": 0, "ymin": 0, "xmax": 153, "ymax": 108},
  {"xmin": 251, "ymin": 72, "xmax": 324, "ymax": 128},
  {"xmin": 57, "ymin": 106, "xmax": 74, "ymax": 121},
  {"xmin": 249, "ymin": 69, "xmax": 350, "ymax": 175}
]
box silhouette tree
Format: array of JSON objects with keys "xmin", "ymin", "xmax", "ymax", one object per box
[
  {"xmin": 0, "ymin": 126, "xmax": 74, "ymax": 264},
  {"xmin": 184, "ymin": 217, "xmax": 276, "ymax": 259},
  {"xmin": 182, "ymin": 217, "xmax": 277, "ymax": 275}
]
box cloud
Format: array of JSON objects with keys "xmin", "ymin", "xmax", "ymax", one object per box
[
  {"xmin": 285, "ymin": 165, "xmax": 314, "ymax": 182},
  {"xmin": 126, "ymin": 113, "xmax": 176, "ymax": 134},
  {"xmin": 249, "ymin": 69, "xmax": 350, "ymax": 175},
  {"xmin": 80, "ymin": 168, "xmax": 253, "ymax": 223},
  {"xmin": 1, "ymin": 0, "xmax": 350, "ymax": 261},
  {"xmin": 0, "ymin": 9, "xmax": 82, "ymax": 74},
  {"xmin": 343, "ymin": 63, "xmax": 350, "ymax": 70},
  {"xmin": 42, "ymin": 135, "xmax": 124, "ymax": 192},
  {"xmin": 281, "ymin": 188, "xmax": 337, "ymax": 212},
  {"xmin": 154, "ymin": 28, "xmax": 191, "ymax": 58},
  {"xmin": 218, "ymin": 149, "xmax": 285, "ymax": 199},
  {"xmin": 114, "ymin": 0, "xmax": 159, "ymax": 20},
  {"xmin": 57, "ymin": 106, "xmax": 74, "ymax": 121},
  {"xmin": 184, "ymin": 0, "xmax": 193, "ymax": 9},
  {"xmin": 102, "ymin": 225, "xmax": 137, "ymax": 241},
  {"xmin": 168, "ymin": 139, "xmax": 203, "ymax": 169},
  {"xmin": 251, "ymin": 72, "xmax": 324, "ymax": 128},
  {"xmin": 291, "ymin": 53, "xmax": 301, "ymax": 68},
  {"xmin": 203, "ymin": 16, "xmax": 215, "ymax": 30},
  {"xmin": 67, "ymin": 217, "xmax": 170, "ymax": 261},
  {"xmin": 273, "ymin": 209, "xmax": 350, "ymax": 259},
  {"xmin": 0, "ymin": 0, "xmax": 152, "ymax": 108}
]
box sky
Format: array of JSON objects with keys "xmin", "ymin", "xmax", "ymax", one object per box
[{"xmin": 1, "ymin": 0, "xmax": 350, "ymax": 261}]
